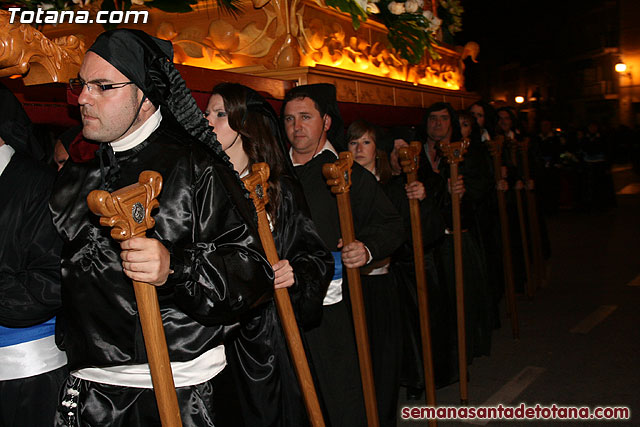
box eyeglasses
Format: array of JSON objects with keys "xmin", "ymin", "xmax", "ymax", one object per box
[{"xmin": 69, "ymin": 78, "xmax": 135, "ymax": 96}]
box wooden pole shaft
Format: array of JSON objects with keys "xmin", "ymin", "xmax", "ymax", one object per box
[
  {"xmin": 256, "ymin": 212, "xmax": 326, "ymax": 427},
  {"xmin": 335, "ymin": 192, "xmax": 380, "ymax": 427},
  {"xmin": 488, "ymin": 143, "xmax": 519, "ymax": 339},
  {"xmin": 131, "ymin": 279, "xmax": 182, "ymax": 426},
  {"xmin": 519, "ymin": 143, "xmax": 545, "ymax": 287},
  {"xmin": 86, "ymin": 172, "xmax": 181, "ymax": 427},
  {"xmin": 510, "ymin": 148, "xmax": 534, "ymax": 298},
  {"xmin": 405, "ymin": 168, "xmax": 438, "ymax": 426},
  {"xmin": 449, "ymin": 162, "xmax": 468, "ymax": 404},
  {"xmin": 242, "ymin": 164, "xmax": 325, "ymax": 426}
]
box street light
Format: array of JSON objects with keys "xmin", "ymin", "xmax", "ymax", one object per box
[
  {"xmin": 615, "ymin": 62, "xmax": 627, "ymax": 73},
  {"xmin": 515, "ymin": 96, "xmax": 525, "ymax": 104}
]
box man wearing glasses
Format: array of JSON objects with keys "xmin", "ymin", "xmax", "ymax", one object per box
[{"xmin": 50, "ymin": 29, "xmax": 274, "ymax": 425}]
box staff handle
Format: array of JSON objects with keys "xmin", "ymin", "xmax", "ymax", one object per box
[
  {"xmin": 322, "ymin": 152, "xmax": 379, "ymax": 427},
  {"xmin": 508, "ymin": 141, "xmax": 534, "ymax": 298},
  {"xmin": 518, "ymin": 139, "xmax": 545, "ymax": 288},
  {"xmin": 242, "ymin": 163, "xmax": 325, "ymax": 427},
  {"xmin": 87, "ymin": 171, "xmax": 182, "ymax": 427},
  {"xmin": 398, "ymin": 141, "xmax": 437, "ymax": 426},
  {"xmin": 487, "ymin": 137, "xmax": 519, "ymax": 339},
  {"xmin": 438, "ymin": 140, "xmax": 469, "ymax": 404}
]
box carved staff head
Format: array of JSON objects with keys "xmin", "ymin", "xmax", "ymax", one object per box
[
  {"xmin": 322, "ymin": 151, "xmax": 353, "ymax": 195},
  {"xmin": 397, "ymin": 140, "xmax": 422, "ymax": 174},
  {"xmin": 87, "ymin": 170, "xmax": 163, "ymax": 241},
  {"xmin": 242, "ymin": 162, "xmax": 271, "ymax": 214},
  {"xmin": 439, "ymin": 139, "xmax": 470, "ymax": 165}
]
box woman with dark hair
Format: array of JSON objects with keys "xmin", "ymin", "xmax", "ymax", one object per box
[
  {"xmin": 205, "ymin": 82, "xmax": 333, "ymax": 427},
  {"xmin": 469, "ymin": 101, "xmax": 497, "ymax": 141},
  {"xmin": 345, "ymin": 119, "xmax": 402, "ymax": 426}
]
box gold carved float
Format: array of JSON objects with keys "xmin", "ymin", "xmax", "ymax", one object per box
[
  {"xmin": 0, "ymin": 10, "xmax": 85, "ymax": 85},
  {"xmin": 1, "ymin": 1, "xmax": 478, "ymax": 107}
]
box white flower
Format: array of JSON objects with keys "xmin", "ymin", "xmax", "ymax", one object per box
[
  {"xmin": 388, "ymin": 1, "xmax": 405, "ymax": 15},
  {"xmin": 354, "ymin": 0, "xmax": 368, "ymax": 13},
  {"xmin": 366, "ymin": 2, "xmax": 380, "ymax": 13},
  {"xmin": 422, "ymin": 10, "xmax": 442, "ymax": 32},
  {"xmin": 39, "ymin": 2, "xmax": 55, "ymax": 9},
  {"xmin": 405, "ymin": 0, "xmax": 420, "ymax": 13}
]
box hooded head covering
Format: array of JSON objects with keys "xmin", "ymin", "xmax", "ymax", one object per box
[
  {"xmin": 0, "ymin": 82, "xmax": 44, "ymax": 161},
  {"xmin": 281, "ymin": 83, "xmax": 345, "ymax": 149},
  {"xmin": 85, "ymin": 29, "xmax": 229, "ymax": 188}
]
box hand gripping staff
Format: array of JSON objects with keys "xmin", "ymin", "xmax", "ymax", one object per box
[
  {"xmin": 397, "ymin": 141, "xmax": 438, "ymax": 427},
  {"xmin": 438, "ymin": 140, "xmax": 470, "ymax": 404},
  {"xmin": 507, "ymin": 139, "xmax": 534, "ymax": 298},
  {"xmin": 322, "ymin": 152, "xmax": 379, "ymax": 427},
  {"xmin": 518, "ymin": 138, "xmax": 545, "ymax": 289},
  {"xmin": 242, "ymin": 163, "xmax": 326, "ymax": 427},
  {"xmin": 86, "ymin": 171, "xmax": 182, "ymax": 427},
  {"xmin": 486, "ymin": 136, "xmax": 519, "ymax": 339}
]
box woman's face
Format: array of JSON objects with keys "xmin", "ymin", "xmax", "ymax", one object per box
[
  {"xmin": 470, "ymin": 104, "xmax": 485, "ymax": 128},
  {"xmin": 347, "ymin": 130, "xmax": 377, "ymax": 173},
  {"xmin": 459, "ymin": 116, "xmax": 472, "ymax": 139},
  {"xmin": 205, "ymin": 94, "xmax": 239, "ymax": 151}
]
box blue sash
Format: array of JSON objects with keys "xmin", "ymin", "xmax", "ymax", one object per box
[
  {"xmin": 331, "ymin": 251, "xmax": 343, "ymax": 281},
  {"xmin": 0, "ymin": 316, "xmax": 57, "ymax": 347}
]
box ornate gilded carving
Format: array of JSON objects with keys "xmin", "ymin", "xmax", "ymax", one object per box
[
  {"xmin": 148, "ymin": 0, "xmax": 463, "ymax": 88},
  {"xmin": 0, "ymin": 10, "xmax": 85, "ymax": 85}
]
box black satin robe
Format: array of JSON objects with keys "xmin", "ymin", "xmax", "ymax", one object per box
[
  {"xmin": 49, "ymin": 121, "xmax": 274, "ymax": 372},
  {"xmin": 224, "ymin": 175, "xmax": 333, "ymax": 427},
  {"xmin": 1, "ymin": 152, "xmax": 62, "ymax": 327}
]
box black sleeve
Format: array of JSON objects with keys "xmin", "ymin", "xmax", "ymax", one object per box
[
  {"xmin": 350, "ymin": 165, "xmax": 404, "ymax": 261},
  {"xmin": 275, "ymin": 176, "xmax": 333, "ymax": 329},
  {"xmin": 0, "ymin": 159, "xmax": 62, "ymax": 327},
  {"xmin": 167, "ymin": 160, "xmax": 275, "ymax": 326}
]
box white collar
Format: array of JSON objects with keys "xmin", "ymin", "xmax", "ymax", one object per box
[
  {"xmin": 0, "ymin": 144, "xmax": 16, "ymax": 177},
  {"xmin": 110, "ymin": 108, "xmax": 162, "ymax": 153},
  {"xmin": 289, "ymin": 140, "xmax": 338, "ymax": 166}
]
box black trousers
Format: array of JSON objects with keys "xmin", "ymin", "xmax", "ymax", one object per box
[
  {"xmin": 54, "ymin": 371, "xmax": 235, "ymax": 427},
  {"xmin": 0, "ymin": 365, "xmax": 68, "ymax": 427}
]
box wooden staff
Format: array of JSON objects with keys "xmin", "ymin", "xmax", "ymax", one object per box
[
  {"xmin": 518, "ymin": 139, "xmax": 545, "ymax": 288},
  {"xmin": 507, "ymin": 139, "xmax": 534, "ymax": 298},
  {"xmin": 438, "ymin": 140, "xmax": 470, "ymax": 404},
  {"xmin": 397, "ymin": 141, "xmax": 437, "ymax": 425},
  {"xmin": 87, "ymin": 171, "xmax": 182, "ymax": 427},
  {"xmin": 322, "ymin": 152, "xmax": 379, "ymax": 427},
  {"xmin": 242, "ymin": 163, "xmax": 325, "ymax": 427},
  {"xmin": 486, "ymin": 137, "xmax": 519, "ymax": 339}
]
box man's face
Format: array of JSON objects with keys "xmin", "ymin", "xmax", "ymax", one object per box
[
  {"xmin": 498, "ymin": 111, "xmax": 513, "ymax": 133},
  {"xmin": 77, "ymin": 52, "xmax": 144, "ymax": 143},
  {"xmin": 427, "ymin": 109, "xmax": 451, "ymax": 142},
  {"xmin": 283, "ymin": 97, "xmax": 329, "ymax": 154},
  {"xmin": 470, "ymin": 104, "xmax": 485, "ymax": 128}
]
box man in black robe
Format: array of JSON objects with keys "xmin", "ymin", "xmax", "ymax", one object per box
[
  {"xmin": 49, "ymin": 29, "xmax": 274, "ymax": 426},
  {"xmin": 281, "ymin": 84, "xmax": 403, "ymax": 427},
  {"xmin": 0, "ymin": 84, "xmax": 68, "ymax": 427}
]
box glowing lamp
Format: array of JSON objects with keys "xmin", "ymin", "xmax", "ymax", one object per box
[
  {"xmin": 615, "ymin": 62, "xmax": 627, "ymax": 73},
  {"xmin": 515, "ymin": 96, "xmax": 525, "ymax": 104}
]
